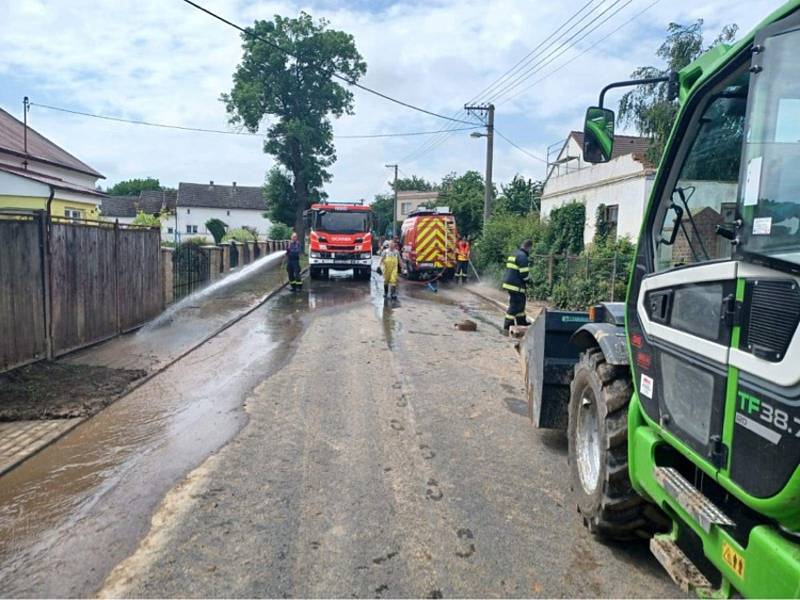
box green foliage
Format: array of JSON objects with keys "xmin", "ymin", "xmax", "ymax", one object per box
[
  {"xmin": 543, "ymin": 202, "xmax": 585, "ymax": 255},
  {"xmin": 263, "ymin": 167, "xmax": 297, "ymax": 227},
  {"xmin": 438, "ymin": 170, "xmax": 493, "ymax": 239},
  {"xmin": 223, "ymin": 227, "xmax": 258, "ymax": 243},
  {"xmin": 474, "ymin": 212, "xmax": 543, "ymax": 271},
  {"xmin": 618, "ymin": 20, "xmax": 738, "ymax": 165},
  {"xmin": 495, "ymin": 175, "xmax": 543, "ymax": 216},
  {"xmin": 391, "ymin": 175, "xmax": 436, "ymax": 192},
  {"xmin": 132, "ymin": 211, "xmax": 161, "ymax": 227},
  {"xmin": 222, "ymin": 13, "xmax": 365, "ymax": 241},
  {"xmin": 182, "ymin": 236, "xmax": 207, "ymax": 246},
  {"xmin": 370, "ymin": 193, "xmax": 395, "ymax": 237},
  {"xmin": 594, "ymin": 204, "xmax": 612, "ymax": 247},
  {"xmin": 268, "ymin": 222, "xmax": 293, "ymax": 240},
  {"xmin": 205, "ymin": 218, "xmax": 228, "ymax": 244},
  {"xmin": 107, "ymin": 177, "xmax": 162, "ymax": 196}
]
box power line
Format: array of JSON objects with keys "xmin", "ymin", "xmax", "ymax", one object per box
[
  {"xmin": 493, "ymin": 127, "xmax": 548, "ymax": 164},
  {"xmin": 486, "ymin": 0, "xmax": 629, "ymax": 104},
  {"xmin": 501, "ymin": 0, "xmax": 663, "ymax": 105},
  {"xmin": 475, "ymin": 0, "xmax": 609, "ymax": 105},
  {"xmin": 28, "ymin": 102, "xmax": 481, "ymax": 139},
  {"xmin": 400, "ymin": 3, "xmax": 599, "ymax": 165},
  {"xmin": 180, "ymin": 0, "xmax": 475, "ymax": 126}
]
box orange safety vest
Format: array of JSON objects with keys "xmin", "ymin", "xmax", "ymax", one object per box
[{"xmin": 456, "ymin": 241, "xmax": 470, "ymax": 262}]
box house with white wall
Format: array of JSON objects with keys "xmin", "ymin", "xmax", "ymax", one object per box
[
  {"xmin": 541, "ymin": 132, "xmax": 655, "ymax": 245},
  {"xmin": 100, "ymin": 189, "xmax": 176, "ymax": 233},
  {"xmin": 0, "ymin": 107, "xmax": 105, "ymax": 219},
  {"xmin": 168, "ymin": 181, "xmax": 271, "ymax": 243},
  {"xmin": 396, "ymin": 190, "xmax": 440, "ymax": 220}
]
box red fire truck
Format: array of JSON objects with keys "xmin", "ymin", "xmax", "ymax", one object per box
[{"xmin": 305, "ymin": 202, "xmax": 373, "ymax": 280}]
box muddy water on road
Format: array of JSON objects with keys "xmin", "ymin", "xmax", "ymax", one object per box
[
  {"xmin": 0, "ymin": 272, "xmax": 372, "ymax": 597},
  {"xmin": 67, "ymin": 251, "xmax": 286, "ymax": 372}
]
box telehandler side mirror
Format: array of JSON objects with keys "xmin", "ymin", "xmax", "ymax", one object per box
[
  {"xmin": 659, "ymin": 203, "xmax": 684, "ymax": 246},
  {"xmin": 582, "ymin": 106, "xmax": 615, "ymax": 163}
]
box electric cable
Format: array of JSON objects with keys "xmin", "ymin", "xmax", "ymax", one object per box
[
  {"xmin": 500, "ymin": 0, "xmax": 663, "ymax": 105},
  {"xmin": 180, "ymin": 0, "xmax": 475, "ymax": 125},
  {"xmin": 485, "ymin": 0, "xmax": 629, "ymax": 104},
  {"xmin": 28, "ymin": 102, "xmax": 481, "ymax": 139}
]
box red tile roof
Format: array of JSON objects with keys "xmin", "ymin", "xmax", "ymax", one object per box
[
  {"xmin": 0, "ymin": 108, "xmax": 103, "ymax": 178},
  {"xmin": 568, "ymin": 130, "xmax": 653, "ymax": 163}
]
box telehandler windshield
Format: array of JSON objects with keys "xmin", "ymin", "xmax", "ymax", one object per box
[{"xmin": 739, "ymin": 25, "xmax": 800, "ymax": 269}]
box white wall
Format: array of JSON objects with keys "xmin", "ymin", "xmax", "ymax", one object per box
[
  {"xmin": 165, "ymin": 206, "xmax": 272, "ymax": 242},
  {"xmin": 542, "ymin": 137, "xmax": 654, "ymax": 244}
]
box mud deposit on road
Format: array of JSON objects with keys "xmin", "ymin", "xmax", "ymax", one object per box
[{"xmin": 0, "ymin": 362, "xmax": 145, "ymax": 421}]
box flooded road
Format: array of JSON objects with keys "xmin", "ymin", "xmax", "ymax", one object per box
[
  {"xmin": 0, "ymin": 264, "xmax": 370, "ymax": 597},
  {"xmin": 0, "ymin": 266, "xmax": 679, "ymax": 598}
]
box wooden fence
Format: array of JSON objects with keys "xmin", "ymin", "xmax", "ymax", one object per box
[{"xmin": 0, "ymin": 212, "xmax": 163, "ymax": 372}]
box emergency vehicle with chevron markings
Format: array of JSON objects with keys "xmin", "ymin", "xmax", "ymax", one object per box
[{"xmin": 399, "ymin": 208, "xmax": 458, "ymax": 281}]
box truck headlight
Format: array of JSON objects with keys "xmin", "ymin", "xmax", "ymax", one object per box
[
  {"xmin": 310, "ymin": 252, "xmax": 321, "ymax": 258},
  {"xmin": 361, "ymin": 252, "xmax": 372, "ymax": 259}
]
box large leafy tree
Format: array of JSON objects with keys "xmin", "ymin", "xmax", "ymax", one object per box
[
  {"xmin": 370, "ymin": 193, "xmax": 395, "ymax": 237},
  {"xmin": 391, "ymin": 175, "xmax": 436, "ymax": 192},
  {"xmin": 496, "ymin": 175, "xmax": 543, "ymax": 216},
  {"xmin": 222, "ymin": 13, "xmax": 366, "ymax": 243},
  {"xmin": 107, "ymin": 177, "xmax": 161, "ymax": 196},
  {"xmin": 438, "ymin": 170, "xmax": 494, "ymax": 239},
  {"xmin": 618, "ymin": 20, "xmax": 738, "ymax": 165},
  {"xmin": 263, "ymin": 166, "xmax": 298, "ymax": 227}
]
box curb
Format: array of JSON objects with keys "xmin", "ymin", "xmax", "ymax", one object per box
[
  {"xmin": 463, "ymin": 286, "xmax": 507, "ymax": 313},
  {"xmin": 0, "ymin": 265, "xmax": 305, "ymax": 480}
]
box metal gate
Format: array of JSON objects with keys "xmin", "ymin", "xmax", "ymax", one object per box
[
  {"xmin": 173, "ymin": 242, "xmax": 210, "ymax": 301},
  {"xmin": 229, "ymin": 242, "xmax": 239, "ymax": 269}
]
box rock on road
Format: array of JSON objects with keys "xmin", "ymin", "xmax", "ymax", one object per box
[{"xmin": 97, "ymin": 276, "xmax": 677, "ymax": 598}]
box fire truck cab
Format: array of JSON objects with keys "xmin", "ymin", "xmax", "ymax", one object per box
[{"xmin": 306, "ymin": 202, "xmax": 373, "ymax": 280}]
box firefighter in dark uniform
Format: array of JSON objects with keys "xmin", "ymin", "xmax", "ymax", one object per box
[
  {"xmin": 502, "ymin": 239, "xmax": 533, "ymax": 331},
  {"xmin": 286, "ymin": 232, "xmax": 303, "ymax": 291}
]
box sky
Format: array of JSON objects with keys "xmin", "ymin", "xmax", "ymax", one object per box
[{"xmin": 0, "ymin": 0, "xmax": 785, "ymax": 201}]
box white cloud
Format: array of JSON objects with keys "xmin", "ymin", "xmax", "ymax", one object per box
[{"xmin": 0, "ymin": 0, "xmax": 785, "ymax": 199}]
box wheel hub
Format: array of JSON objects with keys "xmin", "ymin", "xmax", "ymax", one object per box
[{"xmin": 576, "ymin": 387, "xmax": 601, "ymax": 495}]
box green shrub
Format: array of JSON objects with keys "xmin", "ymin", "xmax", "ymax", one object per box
[
  {"xmin": 205, "ymin": 218, "xmax": 228, "ymax": 244},
  {"xmin": 268, "ymin": 222, "xmax": 293, "ymax": 240},
  {"xmin": 222, "ymin": 227, "xmax": 257, "ymax": 242},
  {"xmin": 132, "ymin": 211, "xmax": 162, "ymax": 227},
  {"xmin": 473, "ymin": 212, "xmax": 543, "ymax": 271},
  {"xmin": 551, "ymin": 275, "xmax": 608, "ymax": 310}
]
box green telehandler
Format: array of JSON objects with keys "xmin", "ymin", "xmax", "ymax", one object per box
[{"xmin": 523, "ymin": 2, "xmax": 800, "ymax": 596}]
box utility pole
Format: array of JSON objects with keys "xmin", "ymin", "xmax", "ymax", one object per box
[
  {"xmin": 465, "ymin": 103, "xmax": 494, "ymax": 229},
  {"xmin": 22, "ymin": 96, "xmax": 30, "ymax": 170},
  {"xmin": 385, "ymin": 163, "xmax": 398, "ymax": 238}
]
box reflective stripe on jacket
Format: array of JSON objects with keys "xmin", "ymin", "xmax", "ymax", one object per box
[{"xmin": 501, "ymin": 247, "xmax": 530, "ymax": 292}]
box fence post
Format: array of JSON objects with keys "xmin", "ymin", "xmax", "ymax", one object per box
[
  {"xmin": 161, "ymin": 247, "xmax": 174, "ymax": 307},
  {"xmin": 610, "ymin": 251, "xmax": 618, "ymax": 302},
  {"xmin": 219, "ymin": 244, "xmax": 230, "ymax": 274},
  {"xmin": 114, "ymin": 219, "xmax": 121, "ymax": 335},
  {"xmin": 201, "ymin": 245, "xmax": 222, "ymax": 281},
  {"xmin": 38, "ymin": 211, "xmax": 54, "ymax": 359},
  {"xmin": 547, "ymin": 254, "xmax": 554, "ymax": 288}
]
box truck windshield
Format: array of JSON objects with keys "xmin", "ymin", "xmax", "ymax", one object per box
[
  {"xmin": 315, "ymin": 210, "xmax": 369, "ymax": 234},
  {"xmin": 739, "ymin": 26, "xmax": 800, "ymax": 268}
]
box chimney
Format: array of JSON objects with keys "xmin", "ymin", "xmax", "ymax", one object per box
[
  {"xmin": 232, "ymin": 181, "xmax": 237, "ymax": 192},
  {"xmin": 208, "ymin": 180, "xmax": 214, "ymax": 191}
]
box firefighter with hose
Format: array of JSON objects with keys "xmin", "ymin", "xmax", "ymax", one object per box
[
  {"xmin": 455, "ymin": 236, "xmax": 471, "ymax": 284},
  {"xmin": 502, "ymin": 239, "xmax": 532, "ymax": 331},
  {"xmin": 286, "ymin": 232, "xmax": 303, "ymax": 292}
]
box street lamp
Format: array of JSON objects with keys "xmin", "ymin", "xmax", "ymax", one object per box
[{"xmin": 470, "ymin": 131, "xmax": 487, "ymax": 138}]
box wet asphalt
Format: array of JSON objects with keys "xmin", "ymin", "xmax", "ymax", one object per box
[{"xmin": 0, "ymin": 264, "xmax": 679, "ymax": 598}]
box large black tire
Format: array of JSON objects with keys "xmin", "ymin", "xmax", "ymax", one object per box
[{"xmin": 568, "ymin": 347, "xmax": 659, "ymax": 541}]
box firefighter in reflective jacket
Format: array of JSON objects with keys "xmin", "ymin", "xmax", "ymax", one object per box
[
  {"xmin": 455, "ymin": 237, "xmax": 470, "ymax": 283},
  {"xmin": 502, "ymin": 239, "xmax": 533, "ymax": 330}
]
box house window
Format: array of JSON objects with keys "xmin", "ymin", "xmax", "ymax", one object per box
[
  {"xmin": 226, "ymin": 210, "xmax": 230, "ymax": 216},
  {"xmin": 400, "ymin": 202, "xmax": 412, "ymax": 216},
  {"xmin": 186, "ymin": 208, "xmax": 191, "ymax": 214},
  {"xmin": 167, "ymin": 227, "xmax": 174, "ymax": 234},
  {"xmin": 603, "ymin": 204, "xmax": 619, "ymax": 239},
  {"xmin": 186, "ymin": 225, "xmax": 197, "ymax": 234},
  {"xmin": 64, "ymin": 208, "xmax": 83, "ymax": 221}
]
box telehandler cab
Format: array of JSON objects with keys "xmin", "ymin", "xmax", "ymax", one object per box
[{"xmin": 523, "ymin": 2, "xmax": 800, "ymax": 596}]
